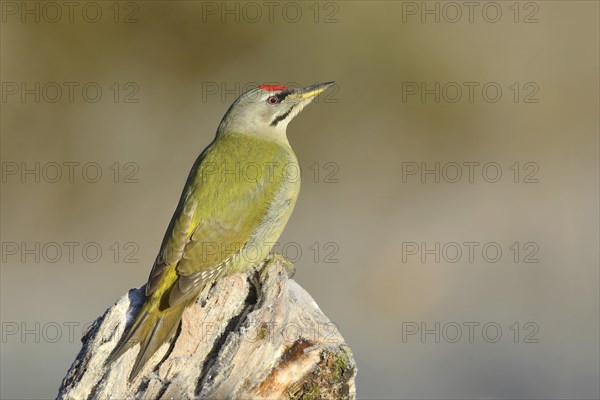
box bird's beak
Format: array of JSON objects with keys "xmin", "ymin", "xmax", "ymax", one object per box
[{"xmin": 293, "ymin": 81, "xmax": 336, "ymax": 101}]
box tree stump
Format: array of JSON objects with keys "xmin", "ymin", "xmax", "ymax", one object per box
[{"xmin": 57, "ymin": 260, "xmax": 357, "ymax": 399}]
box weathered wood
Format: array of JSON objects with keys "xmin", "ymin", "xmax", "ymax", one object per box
[{"xmin": 57, "ymin": 260, "xmax": 357, "ymax": 399}]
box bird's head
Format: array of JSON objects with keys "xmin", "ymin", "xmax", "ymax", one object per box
[{"xmin": 217, "ymin": 82, "xmax": 335, "ymax": 140}]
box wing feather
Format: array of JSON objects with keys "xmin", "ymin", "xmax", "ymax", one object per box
[{"xmin": 145, "ymin": 134, "xmax": 288, "ymax": 306}]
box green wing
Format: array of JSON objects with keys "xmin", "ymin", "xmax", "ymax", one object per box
[{"xmin": 146, "ymin": 134, "xmax": 288, "ymax": 308}]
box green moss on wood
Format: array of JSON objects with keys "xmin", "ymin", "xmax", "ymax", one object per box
[{"xmin": 285, "ymin": 348, "xmax": 355, "ymax": 400}]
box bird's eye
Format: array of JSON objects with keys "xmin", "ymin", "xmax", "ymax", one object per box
[{"xmin": 267, "ymin": 96, "xmax": 279, "ymax": 105}]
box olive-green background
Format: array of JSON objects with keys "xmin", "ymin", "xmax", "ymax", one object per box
[{"xmin": 1, "ymin": 1, "xmax": 598, "ymax": 399}]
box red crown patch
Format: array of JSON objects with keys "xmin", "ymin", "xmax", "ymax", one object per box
[{"xmin": 259, "ymin": 85, "xmax": 288, "ymax": 91}]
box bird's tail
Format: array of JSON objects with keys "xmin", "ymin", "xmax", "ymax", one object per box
[{"xmin": 107, "ymin": 299, "xmax": 188, "ymax": 381}]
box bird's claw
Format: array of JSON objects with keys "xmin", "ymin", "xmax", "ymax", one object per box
[{"xmin": 261, "ymin": 252, "xmax": 296, "ymax": 279}]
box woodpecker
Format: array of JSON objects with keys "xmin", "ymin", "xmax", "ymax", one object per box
[{"xmin": 107, "ymin": 81, "xmax": 336, "ymax": 381}]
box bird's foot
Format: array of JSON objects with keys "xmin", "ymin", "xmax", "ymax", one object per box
[{"xmin": 261, "ymin": 252, "xmax": 296, "ymax": 279}]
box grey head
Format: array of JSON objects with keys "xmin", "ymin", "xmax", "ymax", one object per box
[{"xmin": 216, "ymin": 82, "xmax": 336, "ymax": 140}]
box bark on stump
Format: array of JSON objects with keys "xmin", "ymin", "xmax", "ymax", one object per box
[{"xmin": 57, "ymin": 260, "xmax": 357, "ymax": 399}]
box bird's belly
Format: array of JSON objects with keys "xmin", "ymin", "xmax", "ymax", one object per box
[{"xmin": 229, "ymin": 180, "xmax": 300, "ymax": 273}]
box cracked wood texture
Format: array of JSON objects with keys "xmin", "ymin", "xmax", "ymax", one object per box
[{"xmin": 57, "ymin": 260, "xmax": 357, "ymax": 399}]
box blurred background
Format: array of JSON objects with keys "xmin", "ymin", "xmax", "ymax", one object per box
[{"xmin": 1, "ymin": 1, "xmax": 598, "ymax": 399}]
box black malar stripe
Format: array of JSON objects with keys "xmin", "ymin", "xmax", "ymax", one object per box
[{"xmin": 271, "ymin": 106, "xmax": 294, "ymax": 126}]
